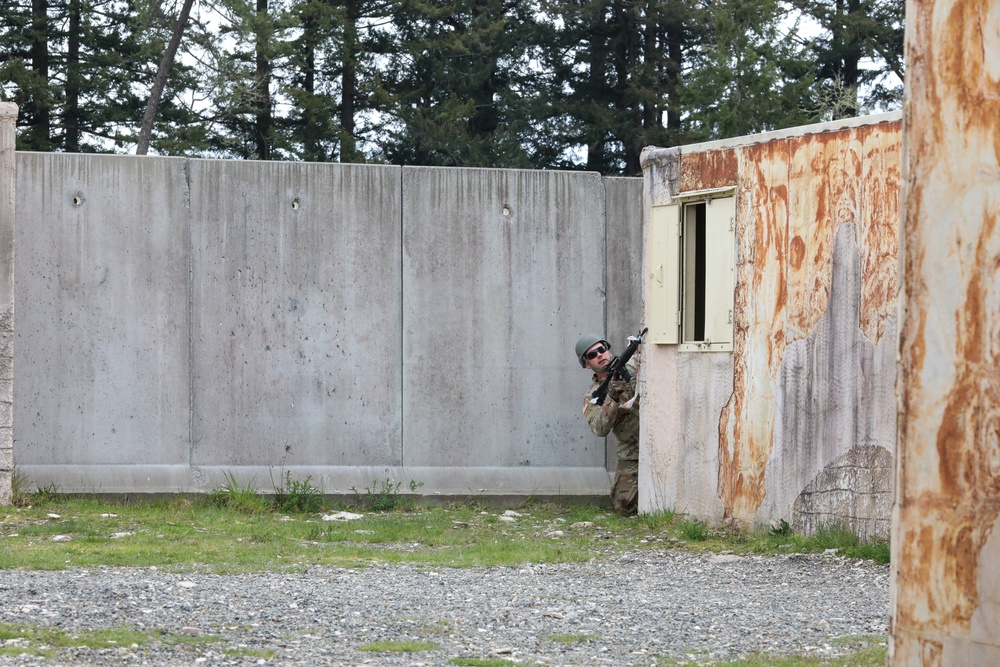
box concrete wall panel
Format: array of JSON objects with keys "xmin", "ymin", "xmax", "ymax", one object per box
[
  {"xmin": 0, "ymin": 103, "xmax": 15, "ymax": 505},
  {"xmin": 605, "ymin": 177, "xmax": 645, "ymax": 470},
  {"xmin": 401, "ymin": 166, "xmax": 607, "ymax": 476},
  {"xmin": 9, "ymin": 154, "xmax": 640, "ymax": 498},
  {"xmin": 15, "ymin": 154, "xmax": 191, "ymax": 482},
  {"xmin": 605, "ymin": 176, "xmax": 645, "ymax": 349},
  {"xmin": 189, "ymin": 160, "xmax": 402, "ymax": 478}
]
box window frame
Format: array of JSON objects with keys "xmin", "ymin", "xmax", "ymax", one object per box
[{"xmin": 647, "ymin": 187, "xmax": 736, "ymax": 352}]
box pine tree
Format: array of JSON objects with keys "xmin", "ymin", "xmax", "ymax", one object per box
[
  {"xmin": 536, "ymin": 0, "xmax": 706, "ymax": 175},
  {"xmin": 376, "ymin": 0, "xmax": 545, "ymax": 168},
  {"xmin": 791, "ymin": 0, "xmax": 904, "ymax": 118},
  {"xmin": 0, "ymin": 0, "xmax": 203, "ymax": 153},
  {"xmin": 682, "ymin": 0, "xmax": 821, "ymax": 141}
]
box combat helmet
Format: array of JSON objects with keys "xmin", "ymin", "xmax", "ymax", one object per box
[{"xmin": 575, "ymin": 333, "xmax": 610, "ymax": 368}]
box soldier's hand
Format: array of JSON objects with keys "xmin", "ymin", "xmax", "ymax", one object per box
[{"xmin": 609, "ymin": 380, "xmax": 628, "ymax": 400}]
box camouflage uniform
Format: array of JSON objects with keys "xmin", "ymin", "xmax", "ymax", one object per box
[{"xmin": 582, "ymin": 356, "xmax": 640, "ymax": 514}]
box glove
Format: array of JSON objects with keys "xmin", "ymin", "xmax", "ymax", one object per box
[{"xmin": 609, "ymin": 380, "xmax": 627, "ymax": 401}]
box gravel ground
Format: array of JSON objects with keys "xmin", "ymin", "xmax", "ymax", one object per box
[{"xmin": 0, "ymin": 550, "xmax": 889, "ymax": 666}]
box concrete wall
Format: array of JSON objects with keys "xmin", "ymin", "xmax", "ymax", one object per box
[
  {"xmin": 12, "ymin": 153, "xmax": 642, "ymax": 498},
  {"xmin": 889, "ymin": 0, "xmax": 1000, "ymax": 661},
  {"xmin": 640, "ymin": 113, "xmax": 901, "ymax": 537},
  {"xmin": 0, "ymin": 103, "xmax": 14, "ymax": 505}
]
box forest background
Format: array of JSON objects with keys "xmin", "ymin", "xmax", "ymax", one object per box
[{"xmin": 0, "ymin": 0, "xmax": 903, "ymax": 176}]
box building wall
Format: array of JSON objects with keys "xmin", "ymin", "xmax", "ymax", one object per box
[
  {"xmin": 13, "ymin": 153, "xmax": 642, "ymax": 498},
  {"xmin": 889, "ymin": 0, "xmax": 1000, "ymax": 661},
  {"xmin": 640, "ymin": 113, "xmax": 901, "ymax": 536},
  {"xmin": 0, "ymin": 103, "xmax": 14, "ymax": 505}
]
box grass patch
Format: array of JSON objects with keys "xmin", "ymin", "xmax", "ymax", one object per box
[
  {"xmin": 0, "ymin": 496, "xmax": 891, "ymax": 572},
  {"xmin": 358, "ymin": 639, "xmax": 439, "ymax": 652},
  {"xmin": 652, "ymin": 640, "xmax": 886, "ymax": 666},
  {"xmin": 545, "ymin": 633, "xmax": 598, "ymax": 644},
  {"xmin": 0, "ymin": 622, "xmax": 221, "ymax": 657}
]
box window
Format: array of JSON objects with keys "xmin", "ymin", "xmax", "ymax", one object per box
[{"xmin": 647, "ymin": 189, "xmax": 736, "ymax": 351}]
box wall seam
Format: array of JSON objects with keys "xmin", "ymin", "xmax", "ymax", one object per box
[
  {"xmin": 399, "ymin": 166, "xmax": 405, "ymax": 470},
  {"xmin": 602, "ymin": 175, "xmax": 611, "ymax": 473},
  {"xmin": 184, "ymin": 158, "xmax": 194, "ymax": 475}
]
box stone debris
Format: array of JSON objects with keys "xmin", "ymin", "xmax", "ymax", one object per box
[
  {"xmin": 0, "ymin": 551, "xmax": 890, "ymax": 666},
  {"xmin": 322, "ymin": 511, "xmax": 364, "ymax": 522}
]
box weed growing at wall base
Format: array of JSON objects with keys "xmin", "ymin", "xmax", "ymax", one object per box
[
  {"xmin": 350, "ymin": 478, "xmax": 423, "ymax": 511},
  {"xmin": 272, "ymin": 470, "xmax": 323, "ymax": 514}
]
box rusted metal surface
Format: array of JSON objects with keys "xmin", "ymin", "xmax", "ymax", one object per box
[
  {"xmin": 890, "ymin": 0, "xmax": 1000, "ymax": 662},
  {"xmin": 643, "ymin": 121, "xmax": 901, "ymax": 527},
  {"xmin": 707, "ymin": 121, "xmax": 902, "ymax": 523},
  {"xmin": 678, "ymin": 149, "xmax": 737, "ymax": 192}
]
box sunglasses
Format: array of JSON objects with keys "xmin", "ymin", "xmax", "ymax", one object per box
[{"xmin": 585, "ymin": 345, "xmax": 608, "ymax": 360}]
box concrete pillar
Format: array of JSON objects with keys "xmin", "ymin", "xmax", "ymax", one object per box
[
  {"xmin": 0, "ymin": 102, "xmax": 15, "ymax": 506},
  {"xmin": 889, "ymin": 0, "xmax": 1000, "ymax": 663}
]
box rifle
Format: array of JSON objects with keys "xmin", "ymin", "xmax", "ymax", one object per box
[{"xmin": 589, "ymin": 327, "xmax": 648, "ymax": 406}]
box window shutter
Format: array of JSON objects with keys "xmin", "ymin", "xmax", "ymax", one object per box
[
  {"xmin": 702, "ymin": 196, "xmax": 736, "ymax": 345},
  {"xmin": 647, "ymin": 204, "xmax": 681, "ymax": 344}
]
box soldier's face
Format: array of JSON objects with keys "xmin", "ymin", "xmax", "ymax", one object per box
[{"xmin": 584, "ymin": 342, "xmax": 611, "ymax": 370}]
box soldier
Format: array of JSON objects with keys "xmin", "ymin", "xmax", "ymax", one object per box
[{"xmin": 575, "ymin": 333, "xmax": 640, "ymax": 514}]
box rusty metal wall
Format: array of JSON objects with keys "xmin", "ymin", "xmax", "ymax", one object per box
[
  {"xmin": 640, "ymin": 114, "xmax": 901, "ymax": 536},
  {"xmin": 889, "ymin": 0, "xmax": 1000, "ymax": 662}
]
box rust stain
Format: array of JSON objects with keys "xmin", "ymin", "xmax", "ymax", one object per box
[
  {"xmin": 920, "ymin": 210, "xmax": 1000, "ymax": 627},
  {"xmin": 859, "ymin": 123, "xmax": 901, "ymax": 343},
  {"xmin": 678, "ymin": 149, "xmax": 737, "ymax": 192},
  {"xmin": 940, "ymin": 0, "xmax": 1000, "ymax": 166},
  {"xmin": 789, "ymin": 236, "xmax": 806, "ymax": 268},
  {"xmin": 717, "ymin": 139, "xmax": 789, "ymax": 521},
  {"xmin": 893, "ymin": 0, "xmax": 1000, "ymax": 645},
  {"xmin": 895, "ymin": 503, "xmax": 998, "ymax": 632},
  {"xmin": 707, "ymin": 121, "xmax": 903, "ymax": 523}
]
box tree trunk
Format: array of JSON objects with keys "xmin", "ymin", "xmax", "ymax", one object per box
[
  {"xmin": 65, "ymin": 0, "xmax": 81, "ymax": 152},
  {"xmin": 585, "ymin": 1, "xmax": 609, "ymax": 173},
  {"xmin": 254, "ymin": 0, "xmax": 272, "ymax": 160},
  {"xmin": 136, "ymin": 0, "xmax": 195, "ymax": 155},
  {"xmin": 340, "ymin": 0, "xmax": 359, "ymax": 162},
  {"xmin": 29, "ymin": 0, "xmax": 51, "ymax": 148}
]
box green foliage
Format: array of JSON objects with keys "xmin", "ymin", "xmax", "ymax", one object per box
[
  {"xmin": 637, "ymin": 509, "xmax": 678, "ymax": 531},
  {"xmin": 352, "ymin": 478, "xmax": 415, "ymax": 512},
  {"xmin": 545, "ymin": 633, "xmax": 598, "ymax": 644},
  {"xmin": 770, "ymin": 518, "xmax": 791, "ymax": 536},
  {"xmin": 358, "ymin": 640, "xmax": 439, "ymax": 652},
  {"xmin": 10, "ymin": 468, "xmax": 59, "ymax": 508},
  {"xmin": 0, "ymin": 496, "xmax": 892, "ymax": 572},
  {"xmin": 677, "ymin": 518, "xmax": 710, "ymax": 541},
  {"xmin": 682, "ymin": 0, "xmax": 821, "ymax": 141},
  {"xmin": 673, "ymin": 641, "xmax": 886, "ymax": 666},
  {"xmin": 272, "ymin": 470, "xmax": 324, "ymax": 514},
  {"xmin": 206, "ymin": 472, "xmax": 269, "ymax": 515},
  {"xmin": 1, "ymin": 0, "xmax": 903, "ymax": 171},
  {"xmin": 791, "ymin": 0, "xmax": 904, "ymax": 118},
  {"xmin": 0, "ymin": 622, "xmax": 221, "ymax": 657}
]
